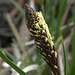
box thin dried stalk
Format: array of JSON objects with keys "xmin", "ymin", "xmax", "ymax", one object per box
[
  {"xmin": 25, "ymin": 4, "xmax": 58, "ymax": 75},
  {"xmin": 6, "ymin": 13, "xmax": 25, "ymax": 55},
  {"xmin": 61, "ymin": 0, "xmax": 72, "ymax": 26}
]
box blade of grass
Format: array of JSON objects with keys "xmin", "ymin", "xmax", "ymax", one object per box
[
  {"xmin": 38, "ymin": 0, "xmax": 44, "ymax": 14},
  {"xmin": 61, "ymin": 35, "xmax": 67, "ymax": 75},
  {"xmin": 6, "ymin": 13, "xmax": 25, "ymax": 54},
  {"xmin": 42, "ymin": 64, "xmax": 49, "ymax": 75},
  {"xmin": 70, "ymin": 1, "xmax": 75, "ymax": 75},
  {"xmin": 54, "ymin": 0, "xmax": 67, "ymax": 42},
  {"xmin": 0, "ymin": 48, "xmax": 17, "ymax": 64},
  {"xmin": 44, "ymin": 0, "xmax": 52, "ymax": 23},
  {"xmin": 62, "ymin": 17, "xmax": 73, "ymax": 36},
  {"xmin": 44, "ymin": 0, "xmax": 56, "ymax": 34},
  {"xmin": 36, "ymin": 48, "xmax": 42, "ymax": 65},
  {"xmin": 26, "ymin": 50, "xmax": 34, "ymax": 65},
  {"xmin": 61, "ymin": 0, "xmax": 72, "ymax": 26},
  {"xmin": 47, "ymin": 0, "xmax": 52, "ymax": 29},
  {"xmin": 49, "ymin": 0, "xmax": 57, "ymax": 34},
  {"xmin": 12, "ymin": 38, "xmax": 21, "ymax": 53},
  {"xmin": 10, "ymin": 0, "xmax": 25, "ymax": 16},
  {"xmin": 0, "ymin": 49, "xmax": 26, "ymax": 75},
  {"xmin": 24, "ymin": 46, "xmax": 34, "ymax": 75},
  {"xmin": 13, "ymin": 39, "xmax": 34, "ymax": 65}
]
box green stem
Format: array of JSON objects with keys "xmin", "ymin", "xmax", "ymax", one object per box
[
  {"xmin": 61, "ymin": 35, "xmax": 67, "ymax": 75},
  {"xmin": 0, "ymin": 48, "xmax": 17, "ymax": 63},
  {"xmin": 0, "ymin": 49, "xmax": 26, "ymax": 75}
]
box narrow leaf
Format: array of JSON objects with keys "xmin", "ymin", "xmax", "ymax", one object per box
[
  {"xmin": 61, "ymin": 35, "xmax": 67, "ymax": 75},
  {"xmin": 54, "ymin": 0, "xmax": 67, "ymax": 42},
  {"xmin": 70, "ymin": 1, "xmax": 75, "ymax": 75},
  {"xmin": 0, "ymin": 48, "xmax": 17, "ymax": 63},
  {"xmin": 10, "ymin": 0, "xmax": 25, "ymax": 16},
  {"xmin": 0, "ymin": 49, "xmax": 26, "ymax": 75}
]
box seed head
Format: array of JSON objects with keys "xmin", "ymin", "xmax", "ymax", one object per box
[{"xmin": 25, "ymin": 4, "xmax": 58, "ymax": 75}]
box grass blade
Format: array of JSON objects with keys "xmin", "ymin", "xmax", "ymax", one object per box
[
  {"xmin": 0, "ymin": 49, "xmax": 26, "ymax": 75},
  {"xmin": 44, "ymin": 0, "xmax": 52, "ymax": 23},
  {"xmin": 0, "ymin": 48, "xmax": 17, "ymax": 64},
  {"xmin": 54, "ymin": 0, "xmax": 67, "ymax": 42},
  {"xmin": 49, "ymin": 0, "xmax": 57, "ymax": 34},
  {"xmin": 26, "ymin": 50, "xmax": 34, "ymax": 65},
  {"xmin": 44, "ymin": 0, "xmax": 56, "ymax": 34},
  {"xmin": 61, "ymin": 35, "xmax": 67, "ymax": 75},
  {"xmin": 62, "ymin": 17, "xmax": 73, "ymax": 36},
  {"xmin": 10, "ymin": 0, "xmax": 25, "ymax": 16},
  {"xmin": 42, "ymin": 65, "xmax": 49, "ymax": 75},
  {"xmin": 38, "ymin": 0, "xmax": 44, "ymax": 14},
  {"xmin": 70, "ymin": 1, "xmax": 75, "ymax": 75},
  {"xmin": 36, "ymin": 48, "xmax": 42, "ymax": 65}
]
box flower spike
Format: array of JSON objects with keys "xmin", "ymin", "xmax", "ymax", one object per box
[{"xmin": 25, "ymin": 4, "xmax": 58, "ymax": 75}]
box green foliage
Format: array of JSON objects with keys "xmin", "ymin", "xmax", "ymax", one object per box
[
  {"xmin": 54, "ymin": 0, "xmax": 67, "ymax": 42},
  {"xmin": 61, "ymin": 35, "xmax": 67, "ymax": 75},
  {"xmin": 0, "ymin": 48, "xmax": 17, "ymax": 63},
  {"xmin": 10, "ymin": 0, "xmax": 25, "ymax": 16},
  {"xmin": 70, "ymin": 2, "xmax": 75, "ymax": 75},
  {"xmin": 49, "ymin": 0, "xmax": 57, "ymax": 34},
  {"xmin": 41, "ymin": 65, "xmax": 49, "ymax": 75},
  {"xmin": 38, "ymin": 0, "xmax": 44, "ymax": 14},
  {"xmin": 62, "ymin": 17, "xmax": 73, "ymax": 36},
  {"xmin": 36, "ymin": 48, "xmax": 42, "ymax": 65},
  {"xmin": 43, "ymin": 0, "xmax": 57, "ymax": 34},
  {"xmin": 26, "ymin": 49, "xmax": 34, "ymax": 65},
  {"xmin": 0, "ymin": 49, "xmax": 26, "ymax": 75},
  {"xmin": 44, "ymin": 0, "xmax": 52, "ymax": 22}
]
